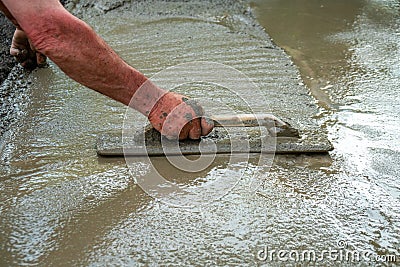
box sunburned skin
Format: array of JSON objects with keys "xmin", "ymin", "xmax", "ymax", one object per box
[
  {"xmin": 147, "ymin": 91, "xmax": 210, "ymax": 140},
  {"xmin": 0, "ymin": 0, "xmax": 213, "ymax": 140}
]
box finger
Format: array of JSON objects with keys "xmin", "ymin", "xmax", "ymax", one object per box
[
  {"xmin": 178, "ymin": 122, "xmax": 191, "ymax": 140},
  {"xmin": 184, "ymin": 98, "xmax": 204, "ymax": 117},
  {"xmin": 188, "ymin": 119, "xmax": 202, "ymax": 140},
  {"xmin": 201, "ymin": 117, "xmax": 214, "ymax": 136},
  {"xmin": 36, "ymin": 52, "xmax": 47, "ymax": 67},
  {"xmin": 24, "ymin": 47, "xmax": 39, "ymax": 70},
  {"xmin": 11, "ymin": 48, "xmax": 28, "ymax": 62},
  {"xmin": 160, "ymin": 126, "xmax": 178, "ymax": 140},
  {"xmin": 12, "ymin": 46, "xmax": 37, "ymax": 69},
  {"xmin": 20, "ymin": 58, "xmax": 38, "ymax": 71},
  {"xmin": 10, "ymin": 47, "xmax": 26, "ymax": 56}
]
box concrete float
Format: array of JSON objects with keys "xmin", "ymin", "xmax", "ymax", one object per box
[{"xmin": 96, "ymin": 114, "xmax": 333, "ymax": 156}]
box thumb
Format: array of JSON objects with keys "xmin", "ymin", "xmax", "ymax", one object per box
[{"xmin": 201, "ymin": 117, "xmax": 214, "ymax": 136}]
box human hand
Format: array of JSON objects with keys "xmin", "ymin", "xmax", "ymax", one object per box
[
  {"xmin": 148, "ymin": 92, "xmax": 214, "ymax": 140},
  {"xmin": 10, "ymin": 28, "xmax": 47, "ymax": 70}
]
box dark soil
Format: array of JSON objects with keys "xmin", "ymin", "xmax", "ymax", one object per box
[{"xmin": 0, "ymin": 13, "xmax": 15, "ymax": 84}]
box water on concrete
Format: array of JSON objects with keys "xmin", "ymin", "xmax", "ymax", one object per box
[
  {"xmin": 253, "ymin": 0, "xmax": 400, "ymax": 262},
  {"xmin": 0, "ymin": 0, "xmax": 399, "ymax": 265}
]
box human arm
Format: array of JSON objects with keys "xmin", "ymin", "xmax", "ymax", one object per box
[
  {"xmin": 0, "ymin": 0, "xmax": 213, "ymax": 139},
  {"xmin": 0, "ymin": 2, "xmax": 46, "ymax": 69}
]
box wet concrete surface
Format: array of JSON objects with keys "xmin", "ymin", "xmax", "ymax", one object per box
[
  {"xmin": 0, "ymin": 0, "xmax": 399, "ymax": 266},
  {"xmin": 253, "ymin": 0, "xmax": 400, "ymax": 263}
]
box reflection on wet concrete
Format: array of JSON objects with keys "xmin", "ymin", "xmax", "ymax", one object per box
[
  {"xmin": 0, "ymin": 0, "xmax": 399, "ymax": 265},
  {"xmin": 253, "ymin": 0, "xmax": 400, "ymax": 261}
]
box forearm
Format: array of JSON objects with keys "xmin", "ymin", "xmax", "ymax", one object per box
[
  {"xmin": 20, "ymin": 6, "xmax": 163, "ymax": 114},
  {"xmin": 0, "ymin": 2, "xmax": 19, "ymax": 27},
  {"xmin": 1, "ymin": 0, "xmax": 213, "ymax": 139}
]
